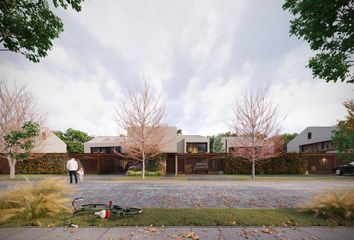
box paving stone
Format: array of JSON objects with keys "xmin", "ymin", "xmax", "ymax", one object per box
[
  {"xmin": 0, "ymin": 228, "xmax": 27, "ymax": 240},
  {"xmin": 5, "ymin": 227, "xmax": 55, "ymax": 240},
  {"xmin": 162, "ymin": 227, "xmax": 192, "ymax": 239},
  {"xmin": 191, "ymin": 227, "xmax": 224, "ymax": 240},
  {"xmin": 37, "ymin": 227, "xmax": 82, "ymax": 240},
  {"xmin": 131, "ymin": 227, "xmax": 164, "ymax": 240},
  {"xmin": 98, "ymin": 227, "xmax": 136, "ymax": 240},
  {"xmin": 302, "ymin": 227, "xmax": 354, "ymax": 240},
  {"xmin": 67, "ymin": 228, "xmax": 109, "ymax": 240}
]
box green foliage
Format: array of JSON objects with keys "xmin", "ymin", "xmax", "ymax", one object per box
[
  {"xmin": 332, "ymin": 99, "xmax": 354, "ymax": 154},
  {"xmin": 209, "ymin": 132, "xmax": 235, "ymax": 153},
  {"xmin": 281, "ymin": 133, "xmax": 298, "ymax": 151},
  {"xmin": 125, "ymin": 170, "xmax": 162, "ymax": 177},
  {"xmin": 16, "ymin": 153, "xmax": 68, "ymax": 174},
  {"xmin": 224, "ymin": 153, "xmax": 307, "ymax": 174},
  {"xmin": 0, "ymin": 0, "xmax": 84, "ymax": 62},
  {"xmin": 3, "ymin": 121, "xmax": 40, "ymax": 161},
  {"xmin": 54, "ymin": 128, "xmax": 93, "ymax": 153},
  {"xmin": 283, "ymin": 0, "xmax": 354, "ymax": 83},
  {"xmin": 212, "ymin": 135, "xmax": 223, "ymax": 153}
]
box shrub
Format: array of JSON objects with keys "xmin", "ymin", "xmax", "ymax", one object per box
[
  {"xmin": 146, "ymin": 154, "xmax": 166, "ymax": 172},
  {"xmin": 125, "ymin": 170, "xmax": 162, "ymax": 177},
  {"xmin": 0, "ymin": 178, "xmax": 74, "ymax": 225},
  {"xmin": 300, "ymin": 188, "xmax": 354, "ymax": 220},
  {"xmin": 223, "ymin": 153, "xmax": 307, "ymax": 174}
]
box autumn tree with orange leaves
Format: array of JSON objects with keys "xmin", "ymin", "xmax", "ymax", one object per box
[
  {"xmin": 115, "ymin": 83, "xmax": 166, "ymax": 179},
  {"xmin": 0, "ymin": 80, "xmax": 46, "ymax": 178},
  {"xmin": 230, "ymin": 88, "xmax": 282, "ymax": 179}
]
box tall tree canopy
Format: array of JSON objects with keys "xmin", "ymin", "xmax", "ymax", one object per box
[
  {"xmin": 332, "ymin": 99, "xmax": 354, "ymax": 153},
  {"xmin": 0, "ymin": 0, "xmax": 84, "ymax": 62},
  {"xmin": 54, "ymin": 128, "xmax": 93, "ymax": 153},
  {"xmin": 283, "ymin": 0, "xmax": 354, "ymax": 83}
]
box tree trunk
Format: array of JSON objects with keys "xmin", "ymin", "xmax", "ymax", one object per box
[
  {"xmin": 252, "ymin": 158, "xmax": 255, "ymax": 179},
  {"xmin": 142, "ymin": 151, "xmax": 145, "ymax": 179},
  {"xmin": 8, "ymin": 156, "xmax": 16, "ymax": 179}
]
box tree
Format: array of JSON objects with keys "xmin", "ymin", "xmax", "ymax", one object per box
[
  {"xmin": 54, "ymin": 128, "xmax": 93, "ymax": 153},
  {"xmin": 0, "ymin": 0, "xmax": 84, "ymax": 62},
  {"xmin": 115, "ymin": 83, "xmax": 166, "ymax": 179},
  {"xmin": 283, "ymin": 0, "xmax": 354, "ymax": 83},
  {"xmin": 0, "ymin": 80, "xmax": 45, "ymax": 178},
  {"xmin": 332, "ymin": 99, "xmax": 354, "ymax": 154},
  {"xmin": 230, "ymin": 88, "xmax": 282, "ymax": 179},
  {"xmin": 281, "ymin": 133, "xmax": 298, "ymax": 152},
  {"xmin": 177, "ymin": 129, "xmax": 182, "ymax": 135},
  {"xmin": 3, "ymin": 121, "xmax": 40, "ymax": 178},
  {"xmin": 212, "ymin": 135, "xmax": 223, "ymax": 153}
]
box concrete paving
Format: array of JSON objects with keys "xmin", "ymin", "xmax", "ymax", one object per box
[{"xmin": 1, "ymin": 227, "xmax": 354, "ymax": 240}]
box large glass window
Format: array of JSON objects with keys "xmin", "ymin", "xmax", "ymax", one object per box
[
  {"xmin": 186, "ymin": 143, "xmax": 208, "ymax": 153},
  {"xmin": 91, "ymin": 146, "xmax": 121, "ymax": 153}
]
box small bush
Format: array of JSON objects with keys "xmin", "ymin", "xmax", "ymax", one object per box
[
  {"xmin": 300, "ymin": 188, "xmax": 354, "ymax": 220},
  {"xmin": 0, "ymin": 178, "xmax": 74, "ymax": 225},
  {"xmin": 125, "ymin": 170, "xmax": 162, "ymax": 177}
]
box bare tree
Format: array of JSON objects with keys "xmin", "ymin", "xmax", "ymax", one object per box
[
  {"xmin": 0, "ymin": 80, "xmax": 45, "ymax": 178},
  {"xmin": 115, "ymin": 83, "xmax": 166, "ymax": 178},
  {"xmin": 230, "ymin": 88, "xmax": 282, "ymax": 179}
]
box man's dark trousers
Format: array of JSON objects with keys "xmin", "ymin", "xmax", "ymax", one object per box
[{"xmin": 69, "ymin": 171, "xmax": 78, "ymax": 183}]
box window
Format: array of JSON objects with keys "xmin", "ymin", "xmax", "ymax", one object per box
[
  {"xmin": 307, "ymin": 132, "xmax": 312, "ymax": 139},
  {"xmin": 41, "ymin": 132, "xmax": 47, "ymax": 140},
  {"xmin": 186, "ymin": 143, "xmax": 208, "ymax": 153},
  {"xmin": 91, "ymin": 146, "xmax": 121, "ymax": 153},
  {"xmin": 321, "ymin": 142, "xmax": 329, "ymax": 150}
]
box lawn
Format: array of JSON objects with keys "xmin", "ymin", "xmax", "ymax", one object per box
[{"xmin": 1, "ymin": 208, "xmax": 353, "ymax": 227}]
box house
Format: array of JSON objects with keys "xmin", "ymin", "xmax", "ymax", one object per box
[
  {"xmin": 34, "ymin": 128, "xmax": 67, "ymax": 153},
  {"xmin": 84, "ymin": 126, "xmax": 178, "ymax": 153},
  {"xmin": 287, "ymin": 126, "xmax": 337, "ymax": 153},
  {"xmin": 84, "ymin": 136, "xmax": 125, "ymax": 153},
  {"xmin": 177, "ymin": 135, "xmax": 210, "ymax": 153},
  {"xmin": 221, "ymin": 136, "xmax": 275, "ymax": 154}
]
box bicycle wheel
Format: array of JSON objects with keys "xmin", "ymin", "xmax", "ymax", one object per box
[{"xmin": 112, "ymin": 206, "xmax": 143, "ymax": 216}]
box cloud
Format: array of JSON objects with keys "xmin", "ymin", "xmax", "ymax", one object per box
[{"xmin": 0, "ymin": 0, "xmax": 353, "ymax": 137}]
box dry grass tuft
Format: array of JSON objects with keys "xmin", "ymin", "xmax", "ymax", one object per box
[
  {"xmin": 300, "ymin": 188, "xmax": 354, "ymax": 220},
  {"xmin": 0, "ymin": 178, "xmax": 75, "ymax": 225}
]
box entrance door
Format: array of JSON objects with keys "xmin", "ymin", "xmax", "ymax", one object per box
[{"xmin": 166, "ymin": 155, "xmax": 176, "ymax": 174}]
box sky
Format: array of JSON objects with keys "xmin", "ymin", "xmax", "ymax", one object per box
[{"xmin": 0, "ymin": 0, "xmax": 353, "ymax": 137}]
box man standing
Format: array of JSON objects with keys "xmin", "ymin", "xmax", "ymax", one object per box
[{"xmin": 67, "ymin": 158, "xmax": 78, "ymax": 184}]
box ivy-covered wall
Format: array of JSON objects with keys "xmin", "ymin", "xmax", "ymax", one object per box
[
  {"xmin": 16, "ymin": 153, "xmax": 69, "ymax": 174},
  {"xmin": 223, "ymin": 153, "xmax": 307, "ymax": 174}
]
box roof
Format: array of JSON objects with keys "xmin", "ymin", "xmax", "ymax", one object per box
[{"xmin": 85, "ymin": 136, "xmax": 126, "ymax": 144}]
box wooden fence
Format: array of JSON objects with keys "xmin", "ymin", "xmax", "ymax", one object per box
[{"xmin": 0, "ymin": 152, "xmax": 339, "ymax": 175}]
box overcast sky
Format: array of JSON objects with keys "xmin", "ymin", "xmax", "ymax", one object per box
[{"xmin": 1, "ymin": 0, "xmax": 353, "ymax": 137}]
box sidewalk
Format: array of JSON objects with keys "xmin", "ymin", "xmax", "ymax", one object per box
[{"xmin": 1, "ymin": 226, "xmax": 353, "ymax": 240}]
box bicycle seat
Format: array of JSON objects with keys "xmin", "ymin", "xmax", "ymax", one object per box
[{"xmin": 74, "ymin": 197, "xmax": 84, "ymax": 201}]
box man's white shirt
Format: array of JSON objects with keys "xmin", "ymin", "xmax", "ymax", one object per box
[{"xmin": 67, "ymin": 158, "xmax": 78, "ymax": 171}]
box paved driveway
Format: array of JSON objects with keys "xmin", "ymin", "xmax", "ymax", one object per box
[
  {"xmin": 1, "ymin": 178, "xmax": 353, "ymax": 208},
  {"xmin": 68, "ymin": 180, "xmax": 353, "ymax": 208}
]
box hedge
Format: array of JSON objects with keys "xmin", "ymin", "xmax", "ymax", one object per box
[
  {"xmin": 223, "ymin": 153, "xmax": 307, "ymax": 174},
  {"xmin": 126, "ymin": 170, "xmax": 162, "ymax": 176},
  {"xmin": 16, "ymin": 153, "xmax": 68, "ymax": 174}
]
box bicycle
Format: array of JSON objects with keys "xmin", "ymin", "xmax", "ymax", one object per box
[{"xmin": 67, "ymin": 197, "xmax": 143, "ymax": 227}]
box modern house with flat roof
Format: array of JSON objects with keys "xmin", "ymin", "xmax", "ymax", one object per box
[
  {"xmin": 84, "ymin": 126, "xmax": 179, "ymax": 154},
  {"xmin": 177, "ymin": 135, "xmax": 210, "ymax": 153},
  {"xmin": 287, "ymin": 126, "xmax": 337, "ymax": 153}
]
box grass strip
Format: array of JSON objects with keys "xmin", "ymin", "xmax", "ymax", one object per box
[{"xmin": 1, "ymin": 208, "xmax": 353, "ymax": 227}]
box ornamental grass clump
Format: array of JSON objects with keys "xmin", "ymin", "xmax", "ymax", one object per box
[
  {"xmin": 301, "ymin": 188, "xmax": 354, "ymax": 220},
  {"xmin": 0, "ymin": 178, "xmax": 74, "ymax": 225}
]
